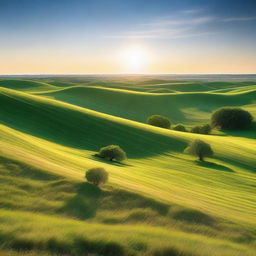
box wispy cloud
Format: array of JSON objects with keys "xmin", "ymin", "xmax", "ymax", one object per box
[
  {"xmin": 105, "ymin": 10, "xmax": 256, "ymax": 40},
  {"xmin": 143, "ymin": 15, "xmax": 215, "ymax": 27},
  {"xmin": 105, "ymin": 27, "xmax": 216, "ymax": 40},
  {"xmin": 181, "ymin": 9, "xmax": 203, "ymax": 14},
  {"xmin": 106, "ymin": 28, "xmax": 189, "ymax": 39},
  {"xmin": 108, "ymin": 13, "xmax": 216, "ymax": 39}
]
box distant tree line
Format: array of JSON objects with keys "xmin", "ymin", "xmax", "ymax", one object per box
[
  {"xmin": 146, "ymin": 114, "xmax": 212, "ymax": 135},
  {"xmin": 146, "ymin": 107, "xmax": 253, "ymax": 134}
]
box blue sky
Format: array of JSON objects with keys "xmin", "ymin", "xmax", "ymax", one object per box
[{"xmin": 0, "ymin": 0, "xmax": 255, "ymax": 74}]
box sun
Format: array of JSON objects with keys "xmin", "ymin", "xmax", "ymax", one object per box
[{"xmin": 119, "ymin": 46, "xmax": 149, "ymax": 73}]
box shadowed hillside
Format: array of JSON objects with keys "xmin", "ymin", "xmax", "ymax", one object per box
[{"xmin": 0, "ymin": 87, "xmax": 186, "ymax": 157}]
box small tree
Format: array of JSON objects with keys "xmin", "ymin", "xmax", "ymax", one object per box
[
  {"xmin": 211, "ymin": 107, "xmax": 253, "ymax": 130},
  {"xmin": 185, "ymin": 139, "xmax": 213, "ymax": 161},
  {"xmin": 99, "ymin": 145, "xmax": 127, "ymax": 162},
  {"xmin": 173, "ymin": 124, "xmax": 187, "ymax": 132},
  {"xmin": 85, "ymin": 167, "xmax": 108, "ymax": 186},
  {"xmin": 147, "ymin": 115, "xmax": 171, "ymax": 129},
  {"xmin": 190, "ymin": 124, "xmax": 211, "ymax": 134},
  {"xmin": 190, "ymin": 125, "xmax": 201, "ymax": 133},
  {"xmin": 199, "ymin": 124, "xmax": 212, "ymax": 134}
]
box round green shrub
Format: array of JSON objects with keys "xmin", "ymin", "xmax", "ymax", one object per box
[
  {"xmin": 199, "ymin": 124, "xmax": 212, "ymax": 134},
  {"xmin": 99, "ymin": 145, "xmax": 127, "ymax": 162},
  {"xmin": 190, "ymin": 125, "xmax": 201, "ymax": 133},
  {"xmin": 184, "ymin": 139, "xmax": 213, "ymax": 161},
  {"xmin": 190, "ymin": 124, "xmax": 211, "ymax": 134},
  {"xmin": 173, "ymin": 124, "xmax": 187, "ymax": 132},
  {"xmin": 85, "ymin": 167, "xmax": 108, "ymax": 186},
  {"xmin": 147, "ymin": 115, "xmax": 171, "ymax": 129},
  {"xmin": 211, "ymin": 107, "xmax": 253, "ymax": 130}
]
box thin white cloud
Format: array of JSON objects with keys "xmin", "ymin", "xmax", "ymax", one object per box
[
  {"xmin": 190, "ymin": 16, "xmax": 216, "ymax": 25},
  {"xmin": 105, "ymin": 10, "xmax": 255, "ymax": 40},
  {"xmin": 181, "ymin": 9, "xmax": 202, "ymax": 14},
  {"xmin": 105, "ymin": 28, "xmax": 216, "ymax": 40},
  {"xmin": 143, "ymin": 16, "xmax": 215, "ymax": 27},
  {"xmin": 106, "ymin": 28, "xmax": 188, "ymax": 39},
  {"xmin": 107, "ymin": 15, "xmax": 215, "ymax": 39}
]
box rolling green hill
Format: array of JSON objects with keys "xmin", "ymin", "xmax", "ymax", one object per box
[
  {"xmin": 0, "ymin": 77, "xmax": 256, "ymax": 256},
  {"xmin": 38, "ymin": 85, "xmax": 256, "ymax": 124},
  {"xmin": 0, "ymin": 79, "xmax": 59, "ymax": 92},
  {"xmin": 40, "ymin": 76, "xmax": 256, "ymax": 93}
]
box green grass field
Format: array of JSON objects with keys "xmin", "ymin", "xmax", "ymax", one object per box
[{"xmin": 0, "ymin": 76, "xmax": 255, "ymax": 256}]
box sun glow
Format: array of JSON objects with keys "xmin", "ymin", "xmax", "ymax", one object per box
[{"xmin": 119, "ymin": 46, "xmax": 149, "ymax": 73}]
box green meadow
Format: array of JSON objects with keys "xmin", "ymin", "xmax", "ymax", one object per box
[{"xmin": 0, "ymin": 76, "xmax": 255, "ymax": 256}]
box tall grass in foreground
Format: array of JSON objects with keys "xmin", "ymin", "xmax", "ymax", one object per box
[{"xmin": 1, "ymin": 210, "xmax": 255, "ymax": 256}]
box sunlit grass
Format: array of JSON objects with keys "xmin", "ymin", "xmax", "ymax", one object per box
[
  {"xmin": 0, "ymin": 77, "xmax": 255, "ymax": 255},
  {"xmin": 1, "ymin": 210, "xmax": 255, "ymax": 256}
]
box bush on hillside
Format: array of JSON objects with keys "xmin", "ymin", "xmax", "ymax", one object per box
[
  {"xmin": 190, "ymin": 124, "xmax": 211, "ymax": 134},
  {"xmin": 147, "ymin": 115, "xmax": 171, "ymax": 129},
  {"xmin": 173, "ymin": 124, "xmax": 187, "ymax": 132},
  {"xmin": 211, "ymin": 107, "xmax": 253, "ymax": 130},
  {"xmin": 190, "ymin": 125, "xmax": 201, "ymax": 134},
  {"xmin": 99, "ymin": 145, "xmax": 127, "ymax": 162},
  {"xmin": 184, "ymin": 139, "xmax": 213, "ymax": 161},
  {"xmin": 85, "ymin": 167, "xmax": 108, "ymax": 186},
  {"xmin": 199, "ymin": 124, "xmax": 212, "ymax": 134}
]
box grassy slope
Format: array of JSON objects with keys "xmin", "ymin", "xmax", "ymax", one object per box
[
  {"xmin": 37, "ymin": 85, "xmax": 256, "ymax": 124},
  {"xmin": 0, "ymin": 79, "xmax": 59, "ymax": 93},
  {"xmin": 2, "ymin": 155, "xmax": 254, "ymax": 256},
  {"xmin": 3, "ymin": 209, "xmax": 256, "ymax": 256},
  {"xmin": 0, "ymin": 79, "xmax": 256, "ymax": 255},
  {"xmin": 42, "ymin": 76, "xmax": 256, "ymax": 92}
]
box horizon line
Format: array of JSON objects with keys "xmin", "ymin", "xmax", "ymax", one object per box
[{"xmin": 0, "ymin": 73, "xmax": 256, "ymax": 76}]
